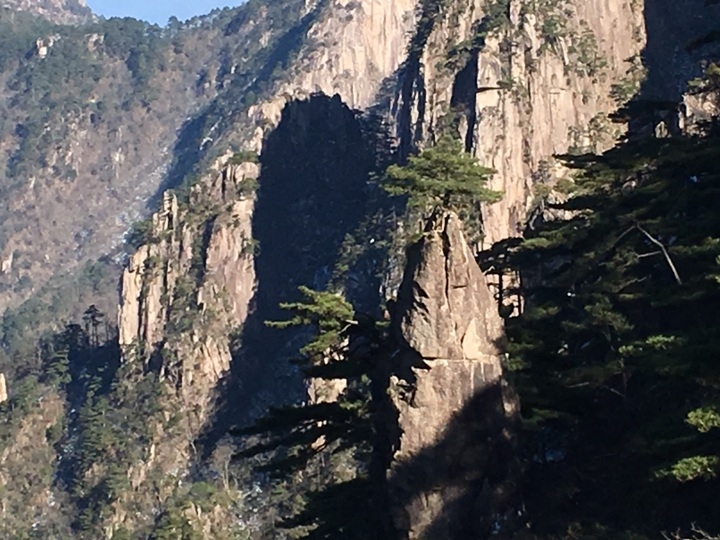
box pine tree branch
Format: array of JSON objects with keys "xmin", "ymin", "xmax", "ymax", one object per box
[
  {"xmin": 613, "ymin": 225, "xmax": 637, "ymax": 249},
  {"xmin": 635, "ymin": 224, "xmax": 683, "ymax": 285}
]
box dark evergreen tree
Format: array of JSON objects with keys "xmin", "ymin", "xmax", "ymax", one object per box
[
  {"xmin": 382, "ymin": 135, "xmax": 501, "ymax": 212},
  {"xmin": 483, "ymin": 99, "xmax": 720, "ymax": 538},
  {"xmin": 236, "ymin": 287, "xmax": 391, "ymax": 539}
]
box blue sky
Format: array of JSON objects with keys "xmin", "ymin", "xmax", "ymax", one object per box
[{"xmin": 86, "ymin": 1, "xmax": 243, "ymax": 26}]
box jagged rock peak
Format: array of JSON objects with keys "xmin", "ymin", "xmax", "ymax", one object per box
[
  {"xmin": 396, "ymin": 212, "xmax": 506, "ymax": 361},
  {"xmin": 118, "ymin": 157, "xmax": 258, "ymax": 397},
  {"xmin": 388, "ymin": 211, "xmax": 520, "ymax": 539},
  {"xmin": 1, "ymin": 0, "xmax": 94, "ymax": 24}
]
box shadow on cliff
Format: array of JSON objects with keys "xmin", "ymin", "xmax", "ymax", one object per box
[
  {"xmin": 144, "ymin": 0, "xmax": 329, "ymax": 211},
  {"xmin": 371, "ymin": 237, "xmax": 522, "ymax": 538},
  {"xmin": 379, "ymin": 371, "xmax": 523, "ymax": 540},
  {"xmin": 639, "ymin": 0, "xmax": 720, "ymax": 102},
  {"xmin": 248, "ymin": 333, "xmax": 522, "ymax": 540},
  {"xmin": 618, "ymin": 0, "xmax": 720, "ymax": 133},
  {"xmin": 197, "ymin": 93, "xmax": 397, "ymax": 454}
]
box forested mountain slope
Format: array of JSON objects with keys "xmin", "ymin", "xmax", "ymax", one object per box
[
  {"xmin": 1, "ymin": 0, "xmax": 93, "ymax": 25},
  {"xmin": 0, "ymin": 0, "xmax": 306, "ymax": 313}
]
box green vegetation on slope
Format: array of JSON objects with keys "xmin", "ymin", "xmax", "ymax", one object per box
[
  {"xmin": 0, "ymin": 0, "xmax": 308, "ymax": 313},
  {"xmin": 1, "ymin": 306, "xmax": 259, "ymax": 539}
]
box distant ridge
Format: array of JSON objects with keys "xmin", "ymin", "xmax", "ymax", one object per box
[{"xmin": 1, "ymin": 0, "xmax": 94, "ymax": 25}]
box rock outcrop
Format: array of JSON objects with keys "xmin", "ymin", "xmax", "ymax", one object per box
[
  {"xmin": 0, "ymin": 373, "xmax": 7, "ymax": 404},
  {"xmin": 111, "ymin": 157, "xmax": 260, "ymax": 533},
  {"xmin": 118, "ymin": 158, "xmax": 257, "ymax": 416},
  {"xmin": 388, "ymin": 212, "xmax": 519, "ymax": 539}
]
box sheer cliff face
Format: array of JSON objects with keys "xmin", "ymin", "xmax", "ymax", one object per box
[
  {"xmin": 480, "ymin": 0, "xmax": 644, "ymax": 244},
  {"xmin": 115, "ymin": 0, "xmax": 421, "ymax": 410},
  {"xmin": 242, "ymin": 0, "xmax": 645, "ymax": 242},
  {"xmin": 113, "ymin": 161, "xmax": 257, "ymax": 530},
  {"xmin": 396, "ymin": 0, "xmax": 645, "ymax": 244},
  {"xmin": 388, "ymin": 212, "xmax": 520, "ymax": 539},
  {"xmin": 118, "ymin": 159, "xmax": 257, "ymax": 416},
  {"xmin": 244, "ymin": 0, "xmax": 418, "ymax": 150}
]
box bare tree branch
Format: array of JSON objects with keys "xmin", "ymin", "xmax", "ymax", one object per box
[{"xmin": 635, "ymin": 224, "xmax": 683, "ymax": 285}]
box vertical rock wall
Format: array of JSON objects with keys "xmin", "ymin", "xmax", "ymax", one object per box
[
  {"xmin": 388, "ymin": 212, "xmax": 520, "ymax": 539},
  {"xmin": 118, "ymin": 159, "xmax": 258, "ymax": 414},
  {"xmin": 396, "ymin": 0, "xmax": 646, "ymax": 244}
]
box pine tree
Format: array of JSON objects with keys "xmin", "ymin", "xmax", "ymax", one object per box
[
  {"xmin": 488, "ymin": 121, "xmax": 720, "ymax": 537},
  {"xmin": 238, "ymin": 287, "xmax": 391, "ymax": 539},
  {"xmin": 382, "ymin": 135, "xmax": 501, "ymax": 212}
]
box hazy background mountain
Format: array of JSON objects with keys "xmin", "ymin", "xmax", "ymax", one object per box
[{"xmin": 1, "ymin": 0, "xmax": 93, "ymax": 24}]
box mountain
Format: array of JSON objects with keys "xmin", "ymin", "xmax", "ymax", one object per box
[
  {"xmin": 0, "ymin": 1, "xmax": 306, "ymax": 319},
  {"xmin": 0, "ymin": 0, "xmax": 719, "ymax": 538},
  {"xmin": 1, "ymin": 0, "xmax": 93, "ymax": 24}
]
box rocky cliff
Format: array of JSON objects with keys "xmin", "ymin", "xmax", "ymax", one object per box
[
  {"xmin": 387, "ymin": 212, "xmax": 519, "ymax": 539},
  {"xmin": 243, "ymin": 0, "xmax": 417, "ymax": 148},
  {"xmin": 234, "ymin": 0, "xmax": 647, "ymax": 242},
  {"xmin": 123, "ymin": 0, "xmax": 631, "ymax": 411},
  {"xmin": 2, "ymin": 0, "xmax": 718, "ymax": 537},
  {"xmin": 119, "ymin": 158, "xmax": 257, "ymax": 417},
  {"xmin": 77, "ymin": 157, "xmax": 262, "ymax": 536},
  {"xmin": 106, "ymin": 0, "xmax": 720, "ymax": 536},
  {"xmin": 10, "ymin": 0, "xmax": 712, "ymax": 338},
  {"xmin": 116, "ymin": 0, "xmax": 645, "ymax": 397},
  {"xmin": 115, "ymin": 0, "xmax": 715, "ymax": 506},
  {"xmin": 393, "ymin": 0, "xmax": 646, "ymax": 244}
]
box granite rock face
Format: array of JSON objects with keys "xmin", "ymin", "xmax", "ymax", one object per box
[
  {"xmin": 388, "ymin": 212, "xmax": 520, "ymax": 539},
  {"xmin": 118, "ymin": 159, "xmax": 258, "ymax": 416}
]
